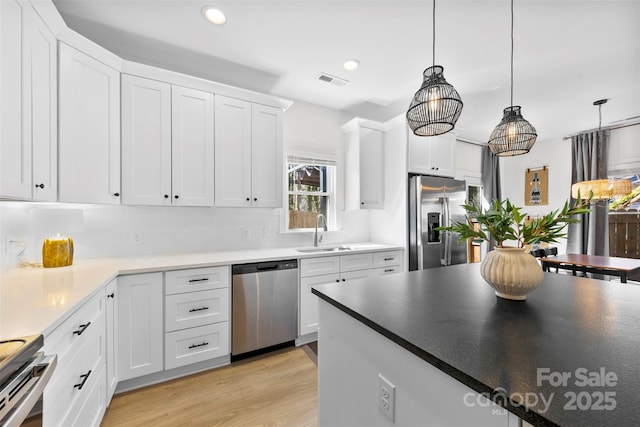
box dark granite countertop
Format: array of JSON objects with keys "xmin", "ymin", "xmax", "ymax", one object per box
[{"xmin": 312, "ymin": 264, "xmax": 640, "ymax": 427}]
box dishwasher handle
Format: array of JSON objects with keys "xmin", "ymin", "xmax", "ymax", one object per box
[{"xmin": 232, "ymin": 259, "xmax": 298, "ymax": 275}]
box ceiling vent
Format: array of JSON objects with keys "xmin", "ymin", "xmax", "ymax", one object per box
[{"xmin": 316, "ymin": 73, "xmax": 348, "ymax": 87}]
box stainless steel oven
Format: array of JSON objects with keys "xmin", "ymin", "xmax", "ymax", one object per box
[{"xmin": 0, "ymin": 334, "xmax": 56, "ymax": 427}]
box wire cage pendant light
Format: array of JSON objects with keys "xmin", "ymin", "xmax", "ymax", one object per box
[
  {"xmin": 488, "ymin": 0, "xmax": 537, "ymax": 156},
  {"xmin": 406, "ymin": 0, "xmax": 463, "ymax": 137}
]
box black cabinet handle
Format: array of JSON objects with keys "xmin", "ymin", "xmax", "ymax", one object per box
[
  {"xmin": 164, "ymin": 194, "xmax": 169, "ymax": 199},
  {"xmin": 188, "ymin": 306, "xmax": 209, "ymax": 313},
  {"xmin": 107, "ymin": 293, "xmax": 115, "ymax": 298},
  {"xmin": 74, "ymin": 370, "xmax": 92, "ymax": 390},
  {"xmin": 384, "ymin": 258, "xmax": 394, "ymax": 261},
  {"xmin": 188, "ymin": 342, "xmax": 209, "ymax": 349},
  {"xmin": 335, "ymin": 279, "xmax": 340, "ymax": 282},
  {"xmin": 384, "ymin": 269, "xmax": 395, "ymax": 273},
  {"xmin": 174, "ymin": 195, "xmax": 179, "ymax": 199},
  {"xmin": 188, "ymin": 278, "xmax": 209, "ymax": 283},
  {"xmin": 35, "ymin": 183, "xmax": 45, "ymax": 189},
  {"xmin": 253, "ymin": 197, "xmax": 257, "ymax": 202},
  {"xmin": 341, "ymin": 278, "xmax": 346, "ymax": 282},
  {"xmin": 113, "ymin": 192, "xmax": 120, "ymax": 197},
  {"xmin": 361, "ymin": 202, "xmax": 364, "ymax": 205},
  {"xmin": 246, "ymin": 197, "xmax": 250, "ymax": 201},
  {"xmin": 73, "ymin": 322, "xmax": 91, "ymax": 336}
]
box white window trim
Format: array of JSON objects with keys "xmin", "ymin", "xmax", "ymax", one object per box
[{"xmin": 281, "ymin": 150, "xmax": 342, "ymax": 233}]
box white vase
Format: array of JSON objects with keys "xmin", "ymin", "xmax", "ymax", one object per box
[{"xmin": 480, "ymin": 247, "xmax": 544, "ymax": 300}]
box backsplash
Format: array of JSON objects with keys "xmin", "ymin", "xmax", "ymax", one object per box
[{"xmin": 0, "ymin": 202, "xmax": 370, "ymax": 272}]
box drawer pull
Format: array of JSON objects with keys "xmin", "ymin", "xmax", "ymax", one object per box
[
  {"xmin": 384, "ymin": 269, "xmax": 395, "ymax": 273},
  {"xmin": 188, "ymin": 306, "xmax": 210, "ymax": 313},
  {"xmin": 384, "ymin": 257, "xmax": 395, "ymax": 261},
  {"xmin": 107, "ymin": 293, "xmax": 115, "ymax": 298},
  {"xmin": 74, "ymin": 370, "xmax": 92, "ymax": 390},
  {"xmin": 188, "ymin": 342, "xmax": 209, "ymax": 349},
  {"xmin": 188, "ymin": 278, "xmax": 209, "ymax": 283},
  {"xmin": 72, "ymin": 322, "xmax": 91, "ymax": 336}
]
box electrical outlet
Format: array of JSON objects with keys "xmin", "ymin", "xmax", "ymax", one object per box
[
  {"xmin": 378, "ymin": 374, "xmax": 396, "ymax": 422},
  {"xmin": 131, "ymin": 231, "xmax": 143, "ymax": 244}
]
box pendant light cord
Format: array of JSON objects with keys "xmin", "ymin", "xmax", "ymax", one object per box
[
  {"xmin": 510, "ymin": 0, "xmax": 514, "ymax": 107},
  {"xmin": 432, "ymin": 0, "xmax": 436, "ymax": 68}
]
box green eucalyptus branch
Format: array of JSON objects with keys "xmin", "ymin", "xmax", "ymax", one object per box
[{"xmin": 437, "ymin": 195, "xmax": 591, "ymax": 249}]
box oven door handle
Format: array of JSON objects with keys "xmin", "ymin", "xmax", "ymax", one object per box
[{"xmin": 0, "ymin": 354, "xmax": 57, "ymax": 427}]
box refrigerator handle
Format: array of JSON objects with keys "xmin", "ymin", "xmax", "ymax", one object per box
[
  {"xmin": 416, "ymin": 179, "xmax": 424, "ymax": 270},
  {"xmin": 443, "ymin": 197, "xmax": 452, "ymax": 266}
]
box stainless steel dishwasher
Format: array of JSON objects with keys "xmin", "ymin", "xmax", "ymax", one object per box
[{"xmin": 231, "ymin": 259, "xmax": 298, "ymax": 358}]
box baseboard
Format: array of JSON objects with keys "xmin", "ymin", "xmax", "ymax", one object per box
[{"xmin": 295, "ymin": 332, "xmax": 317, "ymax": 346}]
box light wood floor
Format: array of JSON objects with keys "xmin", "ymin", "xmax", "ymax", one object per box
[{"xmin": 101, "ymin": 346, "xmax": 318, "ymax": 427}]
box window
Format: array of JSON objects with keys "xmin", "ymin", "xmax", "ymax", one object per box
[{"xmin": 287, "ymin": 155, "xmax": 336, "ymax": 230}]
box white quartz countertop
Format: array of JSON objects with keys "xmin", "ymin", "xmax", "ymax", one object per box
[{"xmin": 0, "ymin": 243, "xmax": 402, "ymax": 340}]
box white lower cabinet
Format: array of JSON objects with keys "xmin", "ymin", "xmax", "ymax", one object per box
[
  {"xmin": 43, "ymin": 290, "xmax": 107, "ymax": 427},
  {"xmin": 164, "ymin": 266, "xmax": 230, "ymax": 370},
  {"xmin": 116, "ymin": 273, "xmax": 164, "ymax": 382},
  {"xmin": 165, "ymin": 323, "xmax": 229, "ymax": 370},
  {"xmin": 105, "ymin": 279, "xmax": 117, "ymax": 404},
  {"xmin": 299, "ymin": 250, "xmax": 403, "ymax": 337}
]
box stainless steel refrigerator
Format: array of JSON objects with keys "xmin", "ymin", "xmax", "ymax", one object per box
[{"xmin": 408, "ymin": 175, "xmax": 468, "ymax": 270}]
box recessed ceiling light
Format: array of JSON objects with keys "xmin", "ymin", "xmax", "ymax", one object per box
[
  {"xmin": 343, "ymin": 59, "xmax": 360, "ymax": 71},
  {"xmin": 203, "ymin": 7, "xmax": 226, "ymax": 25}
]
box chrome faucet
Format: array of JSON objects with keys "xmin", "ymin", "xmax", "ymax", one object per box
[{"xmin": 314, "ymin": 214, "xmax": 327, "ymax": 247}]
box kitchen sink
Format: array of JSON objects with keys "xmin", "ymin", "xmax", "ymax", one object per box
[{"xmin": 296, "ymin": 246, "xmax": 354, "ymax": 253}]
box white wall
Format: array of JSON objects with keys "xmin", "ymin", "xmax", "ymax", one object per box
[
  {"xmin": 0, "ymin": 100, "xmax": 371, "ymax": 272},
  {"xmin": 499, "ymin": 137, "xmax": 573, "ymax": 253}
]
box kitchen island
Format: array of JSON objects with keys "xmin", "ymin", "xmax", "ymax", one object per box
[{"xmin": 312, "ymin": 264, "xmax": 640, "ymax": 426}]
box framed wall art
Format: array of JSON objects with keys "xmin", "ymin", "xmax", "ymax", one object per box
[{"xmin": 525, "ymin": 166, "xmax": 548, "ymax": 206}]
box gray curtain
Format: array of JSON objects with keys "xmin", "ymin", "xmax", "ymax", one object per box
[
  {"xmin": 481, "ymin": 146, "xmax": 501, "ymax": 203},
  {"xmin": 566, "ymin": 130, "xmax": 609, "ymax": 256}
]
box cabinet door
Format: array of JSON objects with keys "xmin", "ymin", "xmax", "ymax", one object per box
[
  {"xmin": 0, "ymin": 0, "xmax": 30, "ymax": 199},
  {"xmin": 58, "ymin": 43, "xmax": 120, "ymax": 204},
  {"xmin": 105, "ymin": 280, "xmax": 117, "ymax": 405},
  {"xmin": 407, "ymin": 130, "xmax": 456, "ymax": 177},
  {"xmin": 171, "ymin": 85, "xmax": 215, "ymax": 206},
  {"xmin": 121, "ymin": 75, "xmax": 172, "ymax": 205},
  {"xmin": 359, "ymin": 127, "xmax": 384, "ymax": 208},
  {"xmin": 251, "ymin": 103, "xmax": 283, "ymax": 207},
  {"xmin": 431, "ymin": 134, "xmax": 456, "ymax": 177},
  {"xmin": 24, "ymin": 4, "xmax": 57, "ymax": 201},
  {"xmin": 117, "ymin": 273, "xmax": 164, "ymax": 381},
  {"xmin": 214, "ymin": 95, "xmax": 252, "ymax": 207},
  {"xmin": 300, "ymin": 274, "xmax": 339, "ymax": 336}
]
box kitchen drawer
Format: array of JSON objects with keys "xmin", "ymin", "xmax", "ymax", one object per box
[
  {"xmin": 372, "ymin": 250, "xmax": 402, "ymax": 268},
  {"xmin": 340, "ymin": 253, "xmax": 373, "ymax": 272},
  {"xmin": 165, "ymin": 266, "xmax": 230, "ymax": 295},
  {"xmin": 341, "ymin": 269, "xmax": 375, "ymax": 282},
  {"xmin": 44, "ymin": 316, "xmax": 105, "ymax": 427},
  {"xmin": 165, "ymin": 288, "xmax": 229, "ymax": 332},
  {"xmin": 300, "ymin": 256, "xmax": 340, "ymax": 277},
  {"xmin": 44, "ymin": 290, "xmax": 104, "ymax": 375},
  {"xmin": 371, "ymin": 266, "xmax": 402, "ymax": 276},
  {"xmin": 165, "ymin": 322, "xmax": 229, "ymax": 370},
  {"xmin": 61, "ymin": 363, "xmax": 106, "ymax": 427}
]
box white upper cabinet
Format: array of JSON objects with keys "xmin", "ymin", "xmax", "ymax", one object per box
[
  {"xmin": 407, "ymin": 129, "xmax": 456, "ymax": 177},
  {"xmin": 58, "ymin": 42, "xmax": 121, "ymax": 204},
  {"xmin": 121, "ymin": 75, "xmax": 172, "ymax": 205},
  {"xmin": 0, "ymin": 0, "xmax": 57, "ymax": 201},
  {"xmin": 1, "ymin": 0, "xmax": 29, "ymax": 199},
  {"xmin": 172, "ymin": 85, "xmax": 215, "ymax": 206},
  {"xmin": 342, "ymin": 119, "xmax": 384, "ymax": 210},
  {"xmin": 251, "ymin": 103, "xmax": 283, "ymax": 208},
  {"xmin": 121, "ymin": 76, "xmax": 215, "ymax": 206},
  {"xmin": 26, "ymin": 4, "xmax": 58, "ymax": 201},
  {"xmin": 214, "ymin": 95, "xmax": 283, "ymax": 208}
]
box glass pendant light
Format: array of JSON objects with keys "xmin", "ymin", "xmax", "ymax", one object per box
[
  {"xmin": 488, "ymin": 0, "xmax": 537, "ymax": 156},
  {"xmin": 406, "ymin": 0, "xmax": 463, "ymax": 137}
]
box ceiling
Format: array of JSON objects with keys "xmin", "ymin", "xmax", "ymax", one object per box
[{"xmin": 52, "ymin": 0, "xmax": 640, "ymax": 143}]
